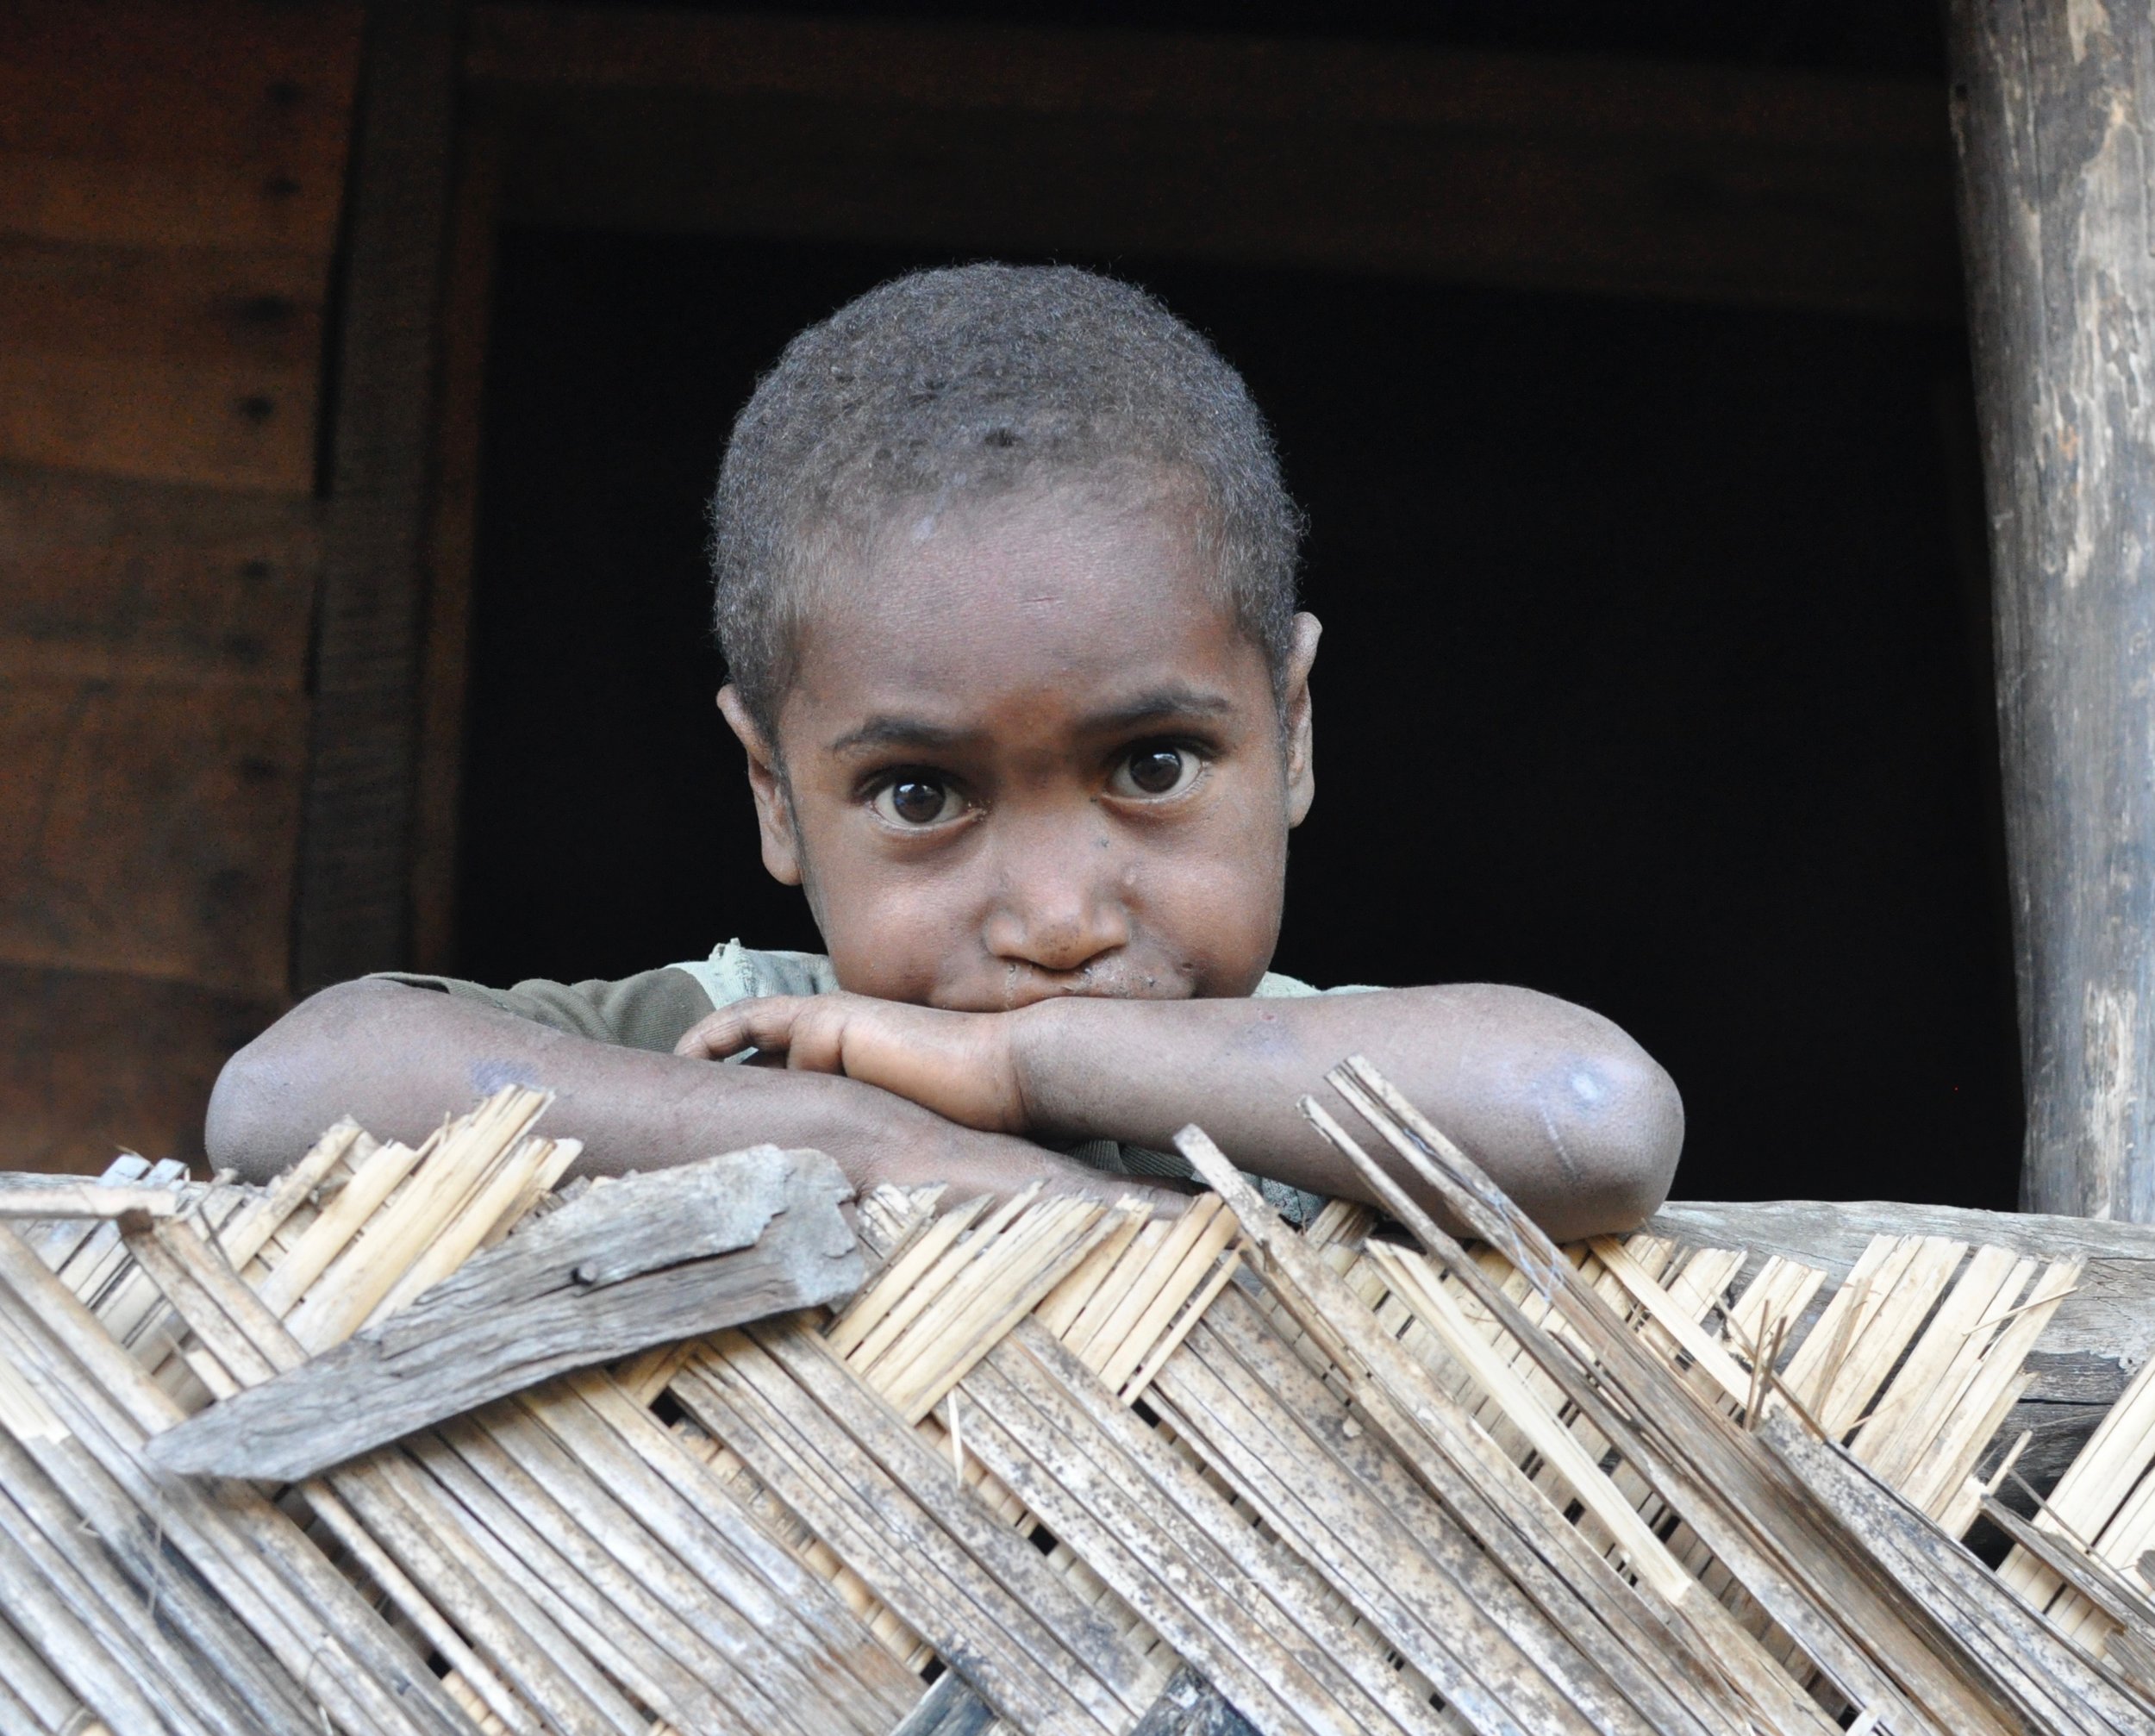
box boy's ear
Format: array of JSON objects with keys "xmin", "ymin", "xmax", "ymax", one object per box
[
  {"xmin": 1283, "ymin": 612, "xmax": 1321, "ymax": 827},
  {"xmin": 716, "ymin": 686, "xmax": 803, "ymax": 886}
]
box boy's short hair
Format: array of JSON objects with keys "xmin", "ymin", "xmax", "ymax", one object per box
[{"xmin": 709, "ymin": 263, "xmax": 1303, "ymax": 740}]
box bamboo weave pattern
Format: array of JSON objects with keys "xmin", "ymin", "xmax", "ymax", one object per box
[{"xmin": 1, "ymin": 1065, "xmax": 2152, "ymax": 1735}]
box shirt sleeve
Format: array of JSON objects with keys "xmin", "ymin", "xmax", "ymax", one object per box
[
  {"xmin": 368, "ymin": 967, "xmax": 716, "ymax": 1054},
  {"xmin": 1252, "ymin": 970, "xmax": 1384, "ymax": 997}
]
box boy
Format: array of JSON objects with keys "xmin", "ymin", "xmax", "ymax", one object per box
[{"xmin": 209, "ymin": 265, "xmax": 1683, "ymax": 1240}]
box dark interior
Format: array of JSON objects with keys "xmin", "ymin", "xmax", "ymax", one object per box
[
  {"xmin": 458, "ymin": 221, "xmax": 2021, "ymax": 1210},
  {"xmin": 453, "ymin": 0, "xmax": 2016, "ymax": 1210}
]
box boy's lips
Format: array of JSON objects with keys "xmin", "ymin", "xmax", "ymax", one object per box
[{"xmin": 944, "ymin": 960, "xmax": 1195, "ymax": 1011}]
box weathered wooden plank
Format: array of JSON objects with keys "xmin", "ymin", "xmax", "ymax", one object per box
[
  {"xmin": 90, "ymin": 1199, "xmax": 642, "ymax": 1736},
  {"xmin": 0, "ymin": 465, "xmax": 316, "ymax": 690},
  {"xmin": 0, "ymin": 2, "xmax": 360, "ymax": 254},
  {"xmin": 295, "ymin": 0, "xmax": 465, "ymax": 990},
  {"xmin": 475, "ymin": 7, "xmax": 1957, "ymax": 320},
  {"xmin": 1652, "ymin": 1199, "xmax": 2155, "ymax": 1419},
  {"xmin": 0, "ymin": 679, "xmax": 304, "ymax": 996},
  {"xmin": 1946, "ymin": 0, "xmax": 2155, "ymax": 1222},
  {"xmin": 148, "ymin": 1146, "xmax": 862, "ymax": 1480},
  {"xmin": 0, "ymin": 964, "xmax": 277, "ymax": 1176},
  {"xmin": 0, "ymin": 240, "xmax": 325, "ymax": 491}
]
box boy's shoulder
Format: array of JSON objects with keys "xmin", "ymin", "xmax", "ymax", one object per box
[{"xmin": 375, "ymin": 937, "xmax": 1370, "ymax": 1056}]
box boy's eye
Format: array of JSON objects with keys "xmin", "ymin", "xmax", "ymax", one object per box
[
  {"xmin": 873, "ymin": 775, "xmax": 965, "ymax": 827},
  {"xmin": 1111, "ymin": 745, "xmax": 1201, "ymax": 800}
]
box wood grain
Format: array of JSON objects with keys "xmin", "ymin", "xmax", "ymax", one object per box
[
  {"xmin": 1947, "ymin": 0, "xmax": 2155, "ymax": 1222},
  {"xmin": 0, "ymin": 678, "xmax": 305, "ymax": 995},
  {"xmin": 0, "ymin": 465, "xmax": 317, "ymax": 690},
  {"xmin": 0, "ymin": 240, "xmax": 325, "ymax": 492},
  {"xmin": 0, "ymin": 964, "xmax": 276, "ymax": 1177},
  {"xmin": 0, "ymin": 2, "xmax": 361, "ymax": 254},
  {"xmin": 295, "ymin": 0, "xmax": 465, "ymax": 991},
  {"xmin": 149, "ymin": 1146, "xmax": 863, "ymax": 1481},
  {"xmin": 477, "ymin": 6, "xmax": 1958, "ymax": 320},
  {"xmin": 411, "ymin": 119, "xmax": 503, "ymax": 972}
]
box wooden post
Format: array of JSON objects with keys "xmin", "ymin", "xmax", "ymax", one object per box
[
  {"xmin": 1947, "ymin": 0, "xmax": 2155, "ymax": 1221},
  {"xmin": 294, "ymin": 1, "xmax": 465, "ymax": 992}
]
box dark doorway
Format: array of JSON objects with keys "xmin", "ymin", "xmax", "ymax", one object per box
[{"xmin": 458, "ymin": 228, "xmax": 2021, "ymax": 1208}]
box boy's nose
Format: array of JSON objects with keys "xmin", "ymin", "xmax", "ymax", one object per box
[{"xmin": 981, "ymin": 846, "xmax": 1131, "ymax": 977}]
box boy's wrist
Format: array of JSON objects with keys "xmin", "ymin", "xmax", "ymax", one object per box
[{"xmin": 1003, "ymin": 995, "xmax": 1096, "ymax": 1141}]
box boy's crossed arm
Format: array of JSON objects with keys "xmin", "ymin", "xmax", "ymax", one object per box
[
  {"xmin": 210, "ymin": 976, "xmax": 1679, "ymax": 1240},
  {"xmin": 676, "ymin": 984, "xmax": 1683, "ymax": 1241},
  {"xmin": 207, "ymin": 977, "xmax": 1160, "ymax": 1210}
]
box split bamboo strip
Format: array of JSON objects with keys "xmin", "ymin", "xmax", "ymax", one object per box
[{"xmin": 2001, "ymin": 1355, "xmax": 2155, "ymax": 1614}]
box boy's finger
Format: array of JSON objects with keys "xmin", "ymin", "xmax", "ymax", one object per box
[{"xmin": 672, "ymin": 996, "xmax": 808, "ymax": 1059}]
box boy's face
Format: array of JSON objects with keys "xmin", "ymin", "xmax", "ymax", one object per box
[{"xmin": 719, "ymin": 482, "xmax": 1320, "ymax": 1012}]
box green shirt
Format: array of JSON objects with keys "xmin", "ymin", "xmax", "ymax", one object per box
[{"xmin": 383, "ymin": 938, "xmax": 1362, "ymax": 1220}]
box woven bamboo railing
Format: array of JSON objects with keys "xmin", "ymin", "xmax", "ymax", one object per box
[{"xmin": 1, "ymin": 1061, "xmax": 2152, "ymax": 1734}]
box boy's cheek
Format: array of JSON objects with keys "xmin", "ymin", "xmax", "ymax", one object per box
[
  {"xmin": 805, "ymin": 806, "xmax": 1289, "ymax": 1006},
  {"xmin": 813, "ymin": 881, "xmax": 955, "ymax": 1004}
]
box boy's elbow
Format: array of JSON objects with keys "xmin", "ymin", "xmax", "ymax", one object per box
[
  {"xmin": 204, "ymin": 1033, "xmax": 289, "ymax": 1186},
  {"xmin": 1536, "ymin": 1033, "xmax": 1684, "ymax": 1239},
  {"xmin": 205, "ymin": 978, "xmax": 397, "ymax": 1185}
]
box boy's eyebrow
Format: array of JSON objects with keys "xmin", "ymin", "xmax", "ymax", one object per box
[
  {"xmin": 827, "ymin": 716, "xmax": 971, "ymax": 756},
  {"xmin": 826, "ymin": 687, "xmax": 1238, "ymax": 757},
  {"xmin": 1078, "ymin": 686, "xmax": 1238, "ymax": 733}
]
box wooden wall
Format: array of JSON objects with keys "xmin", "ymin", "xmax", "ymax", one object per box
[{"xmin": 0, "ymin": 3, "xmax": 362, "ymax": 1173}]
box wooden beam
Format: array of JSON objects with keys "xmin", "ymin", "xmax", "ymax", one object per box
[
  {"xmin": 148, "ymin": 1146, "xmax": 861, "ymax": 1482},
  {"xmin": 1946, "ymin": 1, "xmax": 2155, "ymax": 1222},
  {"xmin": 470, "ymin": 5, "xmax": 1959, "ymax": 321},
  {"xmin": 1655, "ymin": 1197, "xmax": 2155, "ymax": 1496},
  {"xmin": 294, "ymin": 2, "xmax": 465, "ymax": 992},
  {"xmin": 410, "ymin": 117, "xmax": 501, "ymax": 975}
]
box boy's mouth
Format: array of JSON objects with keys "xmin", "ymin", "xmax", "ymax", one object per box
[{"xmin": 974, "ymin": 958, "xmax": 1191, "ymax": 1011}]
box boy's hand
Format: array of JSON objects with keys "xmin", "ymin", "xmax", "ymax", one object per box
[{"xmin": 674, "ymin": 993, "xmax": 1029, "ymax": 1134}]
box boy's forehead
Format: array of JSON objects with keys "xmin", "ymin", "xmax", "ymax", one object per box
[{"xmin": 779, "ymin": 485, "xmax": 1265, "ymax": 751}]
